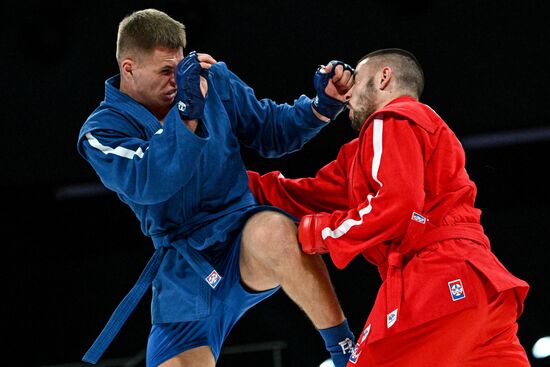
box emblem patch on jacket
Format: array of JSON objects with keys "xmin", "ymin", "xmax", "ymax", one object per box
[
  {"xmin": 205, "ymin": 270, "xmax": 222, "ymax": 289},
  {"xmin": 448, "ymin": 279, "xmax": 466, "ymax": 301},
  {"xmin": 411, "ymin": 211, "xmax": 426, "ymax": 224}
]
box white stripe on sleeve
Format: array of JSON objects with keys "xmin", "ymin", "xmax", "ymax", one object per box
[
  {"xmin": 321, "ymin": 117, "xmax": 384, "ymax": 240},
  {"xmin": 85, "ymin": 132, "xmax": 145, "ymax": 159}
]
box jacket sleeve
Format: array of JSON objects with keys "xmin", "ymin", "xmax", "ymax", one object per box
[
  {"xmin": 247, "ymin": 140, "xmax": 357, "ymax": 218},
  {"xmin": 215, "ymin": 63, "xmax": 328, "ymax": 158},
  {"xmin": 298, "ymin": 116, "xmax": 427, "ymax": 269},
  {"xmin": 77, "ymin": 108, "xmax": 208, "ymax": 205}
]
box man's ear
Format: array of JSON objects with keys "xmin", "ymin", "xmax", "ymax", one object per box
[
  {"xmin": 121, "ymin": 58, "xmax": 134, "ymax": 78},
  {"xmin": 379, "ymin": 66, "xmax": 393, "ymax": 90}
]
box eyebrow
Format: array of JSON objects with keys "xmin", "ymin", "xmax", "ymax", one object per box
[{"xmin": 159, "ymin": 64, "xmax": 176, "ymax": 73}]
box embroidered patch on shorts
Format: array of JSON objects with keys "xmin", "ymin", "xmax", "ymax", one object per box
[
  {"xmin": 387, "ymin": 308, "xmax": 398, "ymax": 328},
  {"xmin": 205, "ymin": 270, "xmax": 222, "ymax": 289},
  {"xmin": 448, "ymin": 279, "xmax": 466, "ymax": 301}
]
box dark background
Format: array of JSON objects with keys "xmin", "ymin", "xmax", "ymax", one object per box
[{"xmin": 2, "ymin": 1, "xmax": 549, "ymax": 366}]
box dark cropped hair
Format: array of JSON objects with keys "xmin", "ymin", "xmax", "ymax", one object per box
[
  {"xmin": 359, "ymin": 48, "xmax": 425, "ymax": 98},
  {"xmin": 116, "ymin": 8, "xmax": 186, "ymax": 63}
]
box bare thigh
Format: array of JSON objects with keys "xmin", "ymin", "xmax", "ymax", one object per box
[
  {"xmin": 159, "ymin": 346, "xmax": 215, "ymax": 367},
  {"xmin": 239, "ymin": 210, "xmax": 298, "ymax": 292}
]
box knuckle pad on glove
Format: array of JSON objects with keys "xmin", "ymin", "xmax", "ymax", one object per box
[
  {"xmin": 312, "ymin": 61, "xmax": 346, "ymax": 120},
  {"xmin": 176, "ymin": 51, "xmax": 207, "ymax": 120}
]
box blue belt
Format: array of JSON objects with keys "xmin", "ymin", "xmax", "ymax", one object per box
[{"xmin": 82, "ymin": 233, "xmax": 222, "ymax": 364}]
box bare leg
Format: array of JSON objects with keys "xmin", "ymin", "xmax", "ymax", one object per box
[
  {"xmin": 159, "ymin": 346, "xmax": 215, "ymax": 367},
  {"xmin": 159, "ymin": 211, "xmax": 349, "ymax": 367},
  {"xmin": 239, "ymin": 211, "xmax": 345, "ymax": 329}
]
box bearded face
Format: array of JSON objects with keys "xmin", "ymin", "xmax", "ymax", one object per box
[{"xmin": 349, "ymin": 76, "xmax": 377, "ymax": 132}]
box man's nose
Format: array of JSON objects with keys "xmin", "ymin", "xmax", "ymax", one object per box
[{"xmin": 344, "ymin": 86, "xmax": 353, "ymax": 101}]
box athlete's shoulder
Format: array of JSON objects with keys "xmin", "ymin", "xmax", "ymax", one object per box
[
  {"xmin": 378, "ymin": 97, "xmax": 444, "ymax": 134},
  {"xmin": 79, "ymin": 106, "xmax": 141, "ymax": 143}
]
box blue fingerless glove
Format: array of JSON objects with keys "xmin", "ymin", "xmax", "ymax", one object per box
[
  {"xmin": 175, "ymin": 51, "xmax": 209, "ymax": 120},
  {"xmin": 311, "ymin": 60, "xmax": 354, "ymax": 120}
]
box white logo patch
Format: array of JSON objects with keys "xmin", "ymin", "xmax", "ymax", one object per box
[
  {"xmin": 387, "ymin": 308, "xmax": 398, "ymax": 328},
  {"xmin": 359, "ymin": 324, "xmax": 371, "ymax": 343},
  {"xmin": 338, "ymin": 337, "xmax": 354, "ymax": 355},
  {"xmin": 177, "ymin": 101, "xmax": 187, "ymax": 113}
]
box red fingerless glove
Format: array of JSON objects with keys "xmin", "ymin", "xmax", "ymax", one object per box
[{"xmin": 298, "ymin": 214, "xmax": 328, "ymax": 254}]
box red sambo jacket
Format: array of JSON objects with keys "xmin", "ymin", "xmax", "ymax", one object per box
[{"xmin": 248, "ymin": 96, "xmax": 529, "ymax": 344}]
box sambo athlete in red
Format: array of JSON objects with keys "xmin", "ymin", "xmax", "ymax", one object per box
[{"xmin": 248, "ymin": 96, "xmax": 531, "ymax": 366}]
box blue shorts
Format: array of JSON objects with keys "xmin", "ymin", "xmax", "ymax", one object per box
[{"xmin": 146, "ymin": 231, "xmax": 280, "ymax": 366}]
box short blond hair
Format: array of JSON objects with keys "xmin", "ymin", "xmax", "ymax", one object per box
[{"xmin": 116, "ymin": 8, "xmax": 186, "ymax": 63}]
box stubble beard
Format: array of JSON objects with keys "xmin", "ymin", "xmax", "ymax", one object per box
[{"xmin": 350, "ymin": 78, "xmax": 377, "ymax": 133}]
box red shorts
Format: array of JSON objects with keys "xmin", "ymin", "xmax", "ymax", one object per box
[{"xmin": 348, "ymin": 270, "xmax": 530, "ymax": 367}]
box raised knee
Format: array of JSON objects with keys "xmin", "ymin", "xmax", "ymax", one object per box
[
  {"xmin": 240, "ymin": 212, "xmax": 300, "ymax": 290},
  {"xmin": 243, "ymin": 211, "xmax": 299, "ymax": 254}
]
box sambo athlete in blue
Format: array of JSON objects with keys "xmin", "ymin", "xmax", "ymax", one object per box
[{"xmin": 77, "ymin": 61, "xmax": 329, "ymax": 364}]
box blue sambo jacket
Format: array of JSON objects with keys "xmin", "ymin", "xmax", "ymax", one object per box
[{"xmin": 77, "ymin": 61, "xmax": 327, "ymax": 327}]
